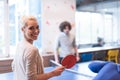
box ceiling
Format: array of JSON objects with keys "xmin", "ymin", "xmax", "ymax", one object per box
[
  {"xmin": 76, "ymin": 0, "xmax": 117, "ymax": 7},
  {"xmin": 76, "ymin": 0, "xmax": 120, "ymax": 13}
]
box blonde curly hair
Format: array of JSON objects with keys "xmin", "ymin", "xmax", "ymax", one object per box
[{"xmin": 20, "ymin": 15, "xmax": 38, "ymax": 28}]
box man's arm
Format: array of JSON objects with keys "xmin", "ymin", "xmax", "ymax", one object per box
[
  {"xmin": 54, "ymin": 48, "xmax": 60, "ymax": 63},
  {"xmin": 74, "ymin": 47, "xmax": 80, "ymax": 61}
]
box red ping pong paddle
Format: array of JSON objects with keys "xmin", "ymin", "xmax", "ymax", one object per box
[{"xmin": 61, "ymin": 54, "xmax": 77, "ymax": 69}]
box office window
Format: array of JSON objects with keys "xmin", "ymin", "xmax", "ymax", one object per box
[
  {"xmin": 0, "ymin": 0, "xmax": 9, "ymax": 57},
  {"xmin": 0, "ymin": 0, "xmax": 41, "ymax": 57},
  {"xmin": 76, "ymin": 0, "xmax": 120, "ymax": 47},
  {"xmin": 76, "ymin": 11, "xmax": 116, "ymax": 46},
  {"xmin": 76, "ymin": 12, "xmax": 92, "ymax": 44}
]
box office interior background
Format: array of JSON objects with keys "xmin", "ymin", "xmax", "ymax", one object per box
[{"xmin": 0, "ymin": 0, "xmax": 120, "ymax": 58}]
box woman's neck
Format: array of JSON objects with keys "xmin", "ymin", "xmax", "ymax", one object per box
[{"xmin": 23, "ymin": 37, "xmax": 33, "ymax": 44}]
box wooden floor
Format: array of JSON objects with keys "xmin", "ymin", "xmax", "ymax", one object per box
[{"xmin": 0, "ymin": 61, "xmax": 97, "ymax": 80}]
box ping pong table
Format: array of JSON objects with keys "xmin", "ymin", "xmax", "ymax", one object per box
[{"xmin": 0, "ymin": 61, "xmax": 96, "ymax": 80}]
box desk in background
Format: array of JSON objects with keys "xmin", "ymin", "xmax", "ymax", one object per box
[{"xmin": 78, "ymin": 46, "xmax": 120, "ymax": 63}]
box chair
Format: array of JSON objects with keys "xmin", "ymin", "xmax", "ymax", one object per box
[
  {"xmin": 93, "ymin": 51, "xmax": 107, "ymax": 61},
  {"xmin": 107, "ymin": 49, "xmax": 119, "ymax": 63},
  {"xmin": 80, "ymin": 52, "xmax": 93, "ymax": 62}
]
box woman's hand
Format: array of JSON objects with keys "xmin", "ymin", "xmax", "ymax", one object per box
[{"xmin": 51, "ymin": 66, "xmax": 65, "ymax": 76}]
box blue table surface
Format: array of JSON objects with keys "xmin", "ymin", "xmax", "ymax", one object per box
[{"xmin": 0, "ymin": 62, "xmax": 96, "ymax": 80}]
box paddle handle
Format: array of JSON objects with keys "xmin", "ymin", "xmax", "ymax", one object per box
[{"xmin": 50, "ymin": 60, "xmax": 62, "ymax": 66}]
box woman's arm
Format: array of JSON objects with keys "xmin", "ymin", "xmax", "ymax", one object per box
[{"xmin": 37, "ymin": 66, "xmax": 65, "ymax": 80}]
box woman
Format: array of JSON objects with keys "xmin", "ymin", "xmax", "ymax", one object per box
[{"xmin": 12, "ymin": 16, "xmax": 65, "ymax": 80}]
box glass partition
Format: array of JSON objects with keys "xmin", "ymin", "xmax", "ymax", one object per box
[{"xmin": 76, "ymin": 0, "xmax": 120, "ymax": 48}]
